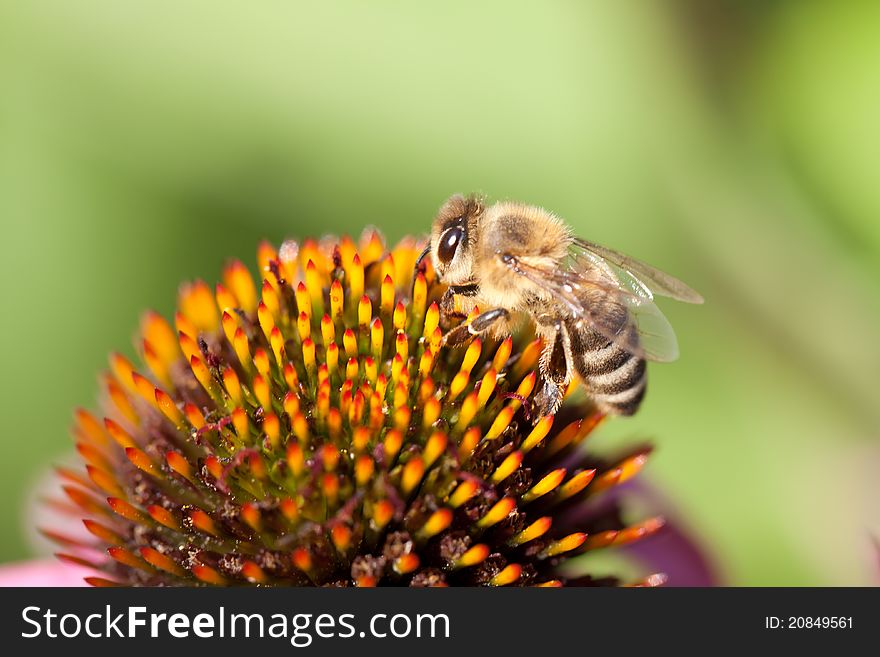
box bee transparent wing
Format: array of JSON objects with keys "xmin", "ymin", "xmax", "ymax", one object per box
[
  {"xmin": 572, "ymin": 237, "xmax": 704, "ymax": 304},
  {"xmin": 565, "ymin": 242, "xmax": 683, "ymax": 362},
  {"xmin": 507, "ymin": 246, "xmax": 681, "ymax": 362}
]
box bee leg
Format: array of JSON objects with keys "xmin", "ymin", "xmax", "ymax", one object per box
[
  {"xmin": 533, "ymin": 328, "xmax": 569, "ymax": 420},
  {"xmin": 441, "ymin": 307, "xmax": 510, "ymax": 347},
  {"xmin": 438, "ymin": 289, "xmax": 466, "ymax": 330}
]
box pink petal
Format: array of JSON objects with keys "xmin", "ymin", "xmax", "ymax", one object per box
[{"xmin": 0, "ymin": 559, "xmax": 91, "ymax": 587}]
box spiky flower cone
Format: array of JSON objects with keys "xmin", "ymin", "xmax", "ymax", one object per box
[{"xmin": 50, "ymin": 231, "xmax": 665, "ymax": 587}]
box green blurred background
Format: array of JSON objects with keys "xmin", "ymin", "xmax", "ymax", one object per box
[{"xmin": 1, "ymin": 1, "xmax": 878, "ymax": 585}]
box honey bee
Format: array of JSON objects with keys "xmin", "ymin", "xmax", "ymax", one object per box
[{"xmin": 416, "ymin": 194, "xmax": 703, "ymax": 417}]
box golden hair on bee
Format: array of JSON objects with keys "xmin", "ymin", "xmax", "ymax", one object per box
[{"xmin": 419, "ymin": 193, "xmax": 703, "ymax": 419}]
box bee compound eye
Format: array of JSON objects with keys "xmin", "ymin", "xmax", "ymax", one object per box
[{"xmin": 437, "ymin": 226, "xmax": 464, "ymax": 264}]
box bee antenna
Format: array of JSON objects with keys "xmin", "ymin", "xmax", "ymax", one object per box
[{"xmin": 414, "ymin": 243, "xmax": 431, "ymax": 277}]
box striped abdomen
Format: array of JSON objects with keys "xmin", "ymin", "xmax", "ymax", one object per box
[{"xmin": 565, "ymin": 319, "xmax": 646, "ymax": 416}]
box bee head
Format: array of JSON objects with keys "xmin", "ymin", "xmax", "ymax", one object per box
[{"xmin": 427, "ymin": 194, "xmax": 483, "ymax": 284}]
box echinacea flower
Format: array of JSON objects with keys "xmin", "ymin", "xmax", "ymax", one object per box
[{"xmin": 46, "ymin": 231, "xmax": 667, "ymax": 587}]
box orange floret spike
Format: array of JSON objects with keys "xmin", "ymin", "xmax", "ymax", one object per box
[
  {"xmin": 489, "ymin": 564, "xmax": 522, "ymax": 587},
  {"xmin": 325, "ymin": 342, "xmax": 339, "ymax": 377},
  {"xmin": 141, "ymin": 547, "xmax": 187, "ymax": 577},
  {"xmin": 256, "ymin": 241, "xmax": 279, "ymax": 281},
  {"xmin": 257, "ymin": 301, "xmax": 276, "ymax": 342},
  {"xmin": 301, "ymin": 338, "xmax": 316, "ymax": 379},
  {"xmin": 297, "ymin": 311, "xmax": 311, "ymax": 342},
  {"xmin": 190, "ymin": 356, "xmax": 221, "ymax": 402},
  {"xmin": 173, "ymin": 311, "xmax": 198, "ymax": 341},
  {"xmin": 192, "ymin": 565, "xmax": 228, "ymax": 586},
  {"xmin": 355, "ymin": 455, "xmax": 374, "ymax": 486},
  {"xmin": 461, "ymin": 339, "xmax": 482, "ymax": 373},
  {"xmin": 458, "ymin": 427, "xmax": 481, "ymax": 462},
  {"xmin": 294, "ymin": 282, "xmax": 310, "ymax": 320},
  {"xmin": 105, "ymin": 377, "xmax": 139, "ymax": 426},
  {"xmin": 485, "ymin": 406, "xmax": 515, "ymax": 441},
  {"xmin": 423, "ymin": 431, "xmax": 447, "ymax": 467},
  {"xmin": 148, "ymin": 505, "xmax": 181, "ymax": 531},
  {"xmin": 241, "ymin": 503, "xmax": 262, "ymax": 533},
  {"xmin": 178, "ymin": 331, "xmax": 201, "ymax": 365},
  {"xmin": 448, "ymin": 479, "xmax": 479, "ymax": 508},
  {"xmin": 423, "ymin": 302, "xmax": 440, "ymax": 338},
  {"xmin": 411, "ymin": 273, "xmax": 427, "ymax": 324},
  {"xmin": 166, "ymin": 451, "xmax": 196, "ymax": 485},
  {"xmin": 372, "ymin": 500, "xmax": 394, "ymax": 529},
  {"xmin": 223, "ymin": 259, "xmax": 258, "ymax": 314},
  {"xmin": 418, "ymin": 508, "xmax": 453, "ymax": 539},
  {"xmin": 155, "ymin": 388, "xmax": 183, "ymax": 427},
  {"xmin": 523, "ymin": 468, "xmax": 566, "ymax": 503},
  {"xmin": 329, "ymin": 279, "xmax": 344, "ymax": 320},
  {"xmin": 331, "ymin": 524, "xmax": 352, "ymax": 552},
  {"xmin": 270, "ymin": 327, "xmax": 285, "ymax": 366},
  {"xmin": 513, "ymin": 339, "xmax": 542, "ymax": 378},
  {"xmin": 393, "ymin": 553, "xmax": 419, "ymax": 575},
  {"xmin": 125, "ymin": 447, "xmax": 159, "ymax": 477},
  {"xmin": 104, "ymin": 418, "xmax": 136, "ymax": 449},
  {"xmin": 476, "ymin": 368, "xmax": 497, "ymax": 408},
  {"xmin": 540, "ymin": 533, "xmax": 587, "ymax": 559},
  {"xmin": 370, "ymin": 318, "xmax": 384, "ymax": 361},
  {"xmin": 110, "ymin": 353, "xmax": 137, "ymax": 392},
  {"xmin": 492, "ymin": 337, "xmax": 513, "ymax": 372},
  {"xmin": 358, "ymin": 295, "xmax": 372, "ymax": 329},
  {"xmin": 421, "ymin": 399, "xmax": 441, "ymax": 432},
  {"xmin": 395, "ymin": 331, "xmax": 408, "ymax": 361},
  {"xmin": 360, "ymin": 229, "xmax": 385, "ymax": 264},
  {"xmin": 140, "ymin": 311, "xmax": 179, "ymax": 367},
  {"xmin": 292, "ymin": 413, "xmax": 309, "ymax": 445},
  {"xmin": 263, "ymin": 413, "xmax": 281, "ymax": 449},
  {"xmin": 554, "ymin": 469, "xmax": 597, "ymax": 502},
  {"xmin": 345, "ymin": 357, "xmax": 359, "ymax": 381},
  {"xmin": 183, "ymin": 403, "xmax": 206, "ymax": 429},
  {"xmin": 215, "ymin": 283, "xmax": 237, "ymax": 315},
  {"xmin": 86, "ymin": 465, "xmax": 123, "ymax": 497},
  {"xmin": 107, "ymin": 497, "xmax": 148, "ymax": 524},
  {"xmin": 477, "ymin": 497, "xmax": 516, "ymax": 529},
  {"xmin": 343, "ymin": 328, "xmax": 358, "ymax": 359},
  {"xmin": 401, "ymin": 457, "xmax": 425, "ymax": 495},
  {"xmin": 348, "ymin": 254, "xmax": 364, "ymax": 308},
  {"xmin": 320, "ymin": 313, "xmax": 335, "ymax": 346},
  {"xmin": 286, "ymin": 442, "xmax": 305, "ymax": 477},
  {"xmin": 283, "ymin": 362, "xmax": 299, "ymax": 390},
  {"xmin": 231, "ymin": 406, "xmax": 249, "ymax": 439},
  {"xmin": 364, "ymin": 357, "xmax": 378, "ymax": 385},
  {"xmin": 380, "ymin": 274, "xmax": 395, "ymax": 315},
  {"xmin": 509, "ymin": 517, "xmax": 552, "ymax": 546},
  {"xmin": 393, "ymin": 301, "xmax": 407, "ymax": 332},
  {"xmin": 490, "ymin": 450, "xmax": 523, "ymax": 483},
  {"xmin": 454, "ymin": 544, "xmax": 489, "ymax": 569},
  {"xmin": 131, "ymin": 371, "xmax": 160, "ymax": 410},
  {"xmin": 223, "ymin": 367, "xmax": 244, "ymax": 406},
  {"xmin": 178, "ymin": 280, "xmax": 219, "ymax": 333},
  {"xmin": 189, "ymin": 509, "xmax": 220, "ymax": 537},
  {"xmin": 449, "ymin": 369, "xmax": 470, "ymax": 400},
  {"xmin": 591, "ymin": 451, "xmax": 650, "ymax": 495},
  {"xmin": 74, "ymin": 409, "xmax": 109, "ymax": 446},
  {"xmin": 521, "ymin": 415, "xmax": 554, "ymax": 453},
  {"xmin": 305, "ymin": 260, "xmax": 324, "ymax": 316},
  {"xmin": 383, "ymin": 429, "xmax": 404, "ymax": 464}
]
